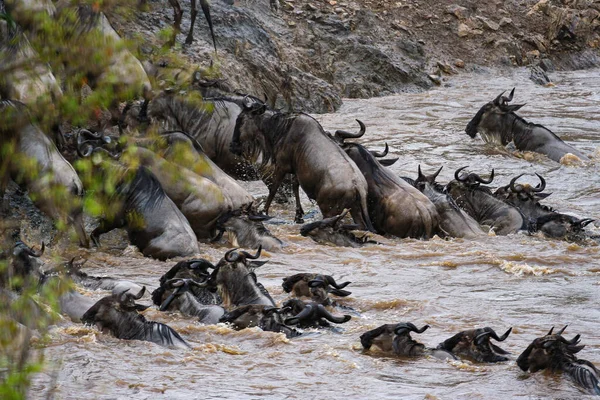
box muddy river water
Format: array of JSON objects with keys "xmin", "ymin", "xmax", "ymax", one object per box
[{"xmin": 31, "ymin": 68, "xmax": 600, "ymax": 399}]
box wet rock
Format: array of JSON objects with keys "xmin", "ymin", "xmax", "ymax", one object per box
[
  {"xmin": 477, "ymin": 17, "xmax": 499, "ymax": 31},
  {"xmin": 457, "ymin": 23, "xmax": 470, "ymax": 37},
  {"xmin": 454, "ymin": 59, "xmax": 465, "ymax": 68},
  {"xmin": 539, "ymin": 58, "xmax": 554, "ymax": 72},
  {"xmin": 428, "ymin": 74, "xmax": 442, "ymax": 85},
  {"xmin": 529, "ymin": 65, "xmax": 551, "ymax": 85},
  {"xmin": 499, "ymin": 17, "xmax": 512, "ymax": 27}
]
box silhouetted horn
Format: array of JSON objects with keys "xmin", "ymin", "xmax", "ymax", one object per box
[
  {"xmin": 489, "ymin": 327, "xmax": 512, "ymax": 342},
  {"xmin": 556, "ymin": 325, "xmax": 568, "ymax": 335},
  {"xmin": 395, "ymin": 322, "xmax": 429, "ymax": 335},
  {"xmin": 31, "ymin": 242, "xmax": 45, "ymax": 257},
  {"xmin": 325, "ymin": 275, "xmax": 351, "ymax": 290},
  {"xmin": 576, "ymin": 218, "xmax": 595, "ymax": 228},
  {"xmin": 475, "ymin": 169, "xmax": 494, "ymax": 184},
  {"xmin": 503, "ymin": 87, "xmax": 515, "ymax": 103},
  {"xmin": 431, "ymin": 166, "xmax": 443, "ymax": 181},
  {"xmin": 317, "ymin": 304, "xmax": 351, "ymax": 324},
  {"xmin": 454, "ymin": 166, "xmax": 469, "ymax": 182},
  {"xmin": 417, "ymin": 164, "xmax": 425, "ymax": 181},
  {"xmin": 334, "ymin": 119, "xmax": 366, "ymax": 140},
  {"xmin": 509, "ymin": 174, "xmax": 526, "ymax": 193},
  {"xmin": 493, "ymin": 90, "xmax": 506, "ymax": 105},
  {"xmin": 132, "ymin": 286, "xmax": 146, "ymax": 300},
  {"xmin": 240, "ymin": 245, "xmax": 262, "ymax": 260},
  {"xmin": 532, "ymin": 173, "xmax": 546, "ymax": 193},
  {"xmin": 370, "ymin": 143, "xmax": 389, "ymax": 158},
  {"xmin": 559, "ymin": 334, "xmax": 581, "ymax": 345}
]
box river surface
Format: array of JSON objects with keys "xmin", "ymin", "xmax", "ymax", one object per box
[{"xmin": 31, "ymin": 68, "xmax": 600, "ymax": 399}]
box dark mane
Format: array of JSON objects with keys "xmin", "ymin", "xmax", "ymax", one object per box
[
  {"xmin": 121, "ymin": 167, "xmax": 166, "ymax": 212},
  {"xmin": 349, "ymin": 143, "xmax": 398, "ymax": 188}
]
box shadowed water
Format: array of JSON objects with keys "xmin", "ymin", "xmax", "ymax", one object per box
[{"xmin": 31, "ymin": 68, "xmax": 599, "ymax": 399}]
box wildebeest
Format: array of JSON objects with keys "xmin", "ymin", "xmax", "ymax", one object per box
[
  {"xmin": 134, "ymin": 131, "xmax": 254, "ymax": 211},
  {"xmin": 437, "ymin": 326, "xmax": 512, "ymax": 362},
  {"xmin": 198, "ymin": 247, "xmax": 275, "ymax": 309},
  {"xmin": 446, "ymin": 167, "xmax": 525, "ymax": 235},
  {"xmin": 360, "ymin": 322, "xmax": 456, "ymax": 359},
  {"xmin": 282, "ymin": 299, "xmax": 351, "ymax": 328},
  {"xmin": 282, "ymin": 273, "xmax": 351, "ymax": 305},
  {"xmin": 151, "ymin": 258, "xmax": 224, "ymax": 324},
  {"xmin": 123, "ymin": 145, "xmax": 230, "ymax": 239},
  {"xmin": 231, "ymin": 100, "xmax": 375, "ymax": 229},
  {"xmin": 0, "ymin": 101, "xmax": 89, "ymax": 247},
  {"xmin": 300, "ymin": 209, "xmax": 376, "ymax": 247},
  {"xmin": 465, "ymin": 88, "xmax": 588, "ymax": 162},
  {"xmin": 517, "ymin": 326, "xmax": 600, "ymax": 395},
  {"xmin": 148, "ymin": 94, "xmax": 260, "ymax": 180},
  {"xmin": 1, "ymin": 238, "xmax": 44, "ymax": 290},
  {"xmin": 406, "ymin": 166, "xmax": 484, "ymax": 239},
  {"xmin": 494, "ymin": 173, "xmax": 594, "ymax": 239},
  {"xmin": 219, "ymin": 304, "xmax": 300, "ymax": 338},
  {"xmin": 213, "ymin": 205, "xmax": 284, "ymax": 251},
  {"xmin": 80, "ymin": 151, "xmax": 199, "ymax": 260},
  {"xmin": 82, "ymin": 287, "xmax": 191, "ymax": 349},
  {"xmin": 340, "ymin": 139, "xmax": 439, "ymax": 238}
]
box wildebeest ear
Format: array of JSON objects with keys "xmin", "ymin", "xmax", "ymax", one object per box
[
  {"xmin": 505, "ymin": 104, "xmax": 525, "ymax": 113},
  {"xmin": 378, "ymin": 158, "xmax": 399, "ymax": 167},
  {"xmin": 249, "ymin": 260, "xmax": 269, "ymax": 269}
]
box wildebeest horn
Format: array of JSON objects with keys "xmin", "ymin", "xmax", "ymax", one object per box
[
  {"xmin": 241, "ymin": 245, "xmax": 262, "ymax": 260},
  {"xmin": 556, "ymin": 325, "xmax": 568, "ymax": 335},
  {"xmin": 475, "ymin": 169, "xmax": 494, "ymax": 184},
  {"xmin": 317, "ymin": 304, "xmax": 351, "ymax": 324},
  {"xmin": 431, "ymin": 166, "xmax": 443, "ymax": 181},
  {"xmin": 418, "ymin": 165, "xmax": 425, "ymax": 181},
  {"xmin": 493, "ymin": 90, "xmax": 506, "ymax": 106},
  {"xmin": 475, "ymin": 330, "xmax": 492, "ymax": 344},
  {"xmin": 559, "ymin": 334, "xmax": 581, "ymax": 345},
  {"xmin": 334, "ymin": 119, "xmax": 366, "ymax": 140},
  {"xmin": 532, "ymin": 173, "xmax": 546, "ymax": 193},
  {"xmin": 132, "ymin": 286, "xmax": 146, "ymax": 300},
  {"xmin": 370, "ymin": 143, "xmax": 389, "ymax": 157},
  {"xmin": 504, "ymin": 88, "xmax": 515, "ymax": 103},
  {"xmin": 31, "ymin": 242, "xmax": 45, "ymax": 257},
  {"xmin": 489, "ymin": 327, "xmax": 512, "ymax": 342},
  {"xmin": 324, "ymin": 275, "xmax": 351, "ymax": 290},
  {"xmin": 454, "ymin": 166, "xmax": 469, "ymax": 182},
  {"xmin": 394, "ymin": 322, "xmax": 429, "ymax": 335},
  {"xmin": 509, "ymin": 174, "xmax": 526, "ymax": 193},
  {"xmin": 576, "ymin": 218, "xmax": 595, "ymax": 228},
  {"xmin": 224, "ymin": 248, "xmax": 240, "ymax": 262},
  {"xmin": 284, "ymin": 304, "xmax": 315, "ymax": 325},
  {"xmin": 159, "ymin": 286, "xmax": 182, "ymax": 311},
  {"xmin": 15, "ymin": 241, "xmax": 45, "ymax": 257}
]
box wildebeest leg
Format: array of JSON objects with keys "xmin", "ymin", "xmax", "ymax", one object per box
[
  {"xmin": 69, "ymin": 210, "xmax": 90, "ymax": 248},
  {"xmin": 292, "ymin": 177, "xmax": 304, "ymax": 223},
  {"xmin": 91, "ymin": 218, "xmax": 125, "ymax": 247},
  {"xmin": 185, "ymin": 0, "xmax": 197, "ymax": 45},
  {"xmin": 263, "ymin": 171, "xmax": 287, "ymax": 215},
  {"xmin": 167, "ymin": 0, "xmax": 183, "ymax": 48}
]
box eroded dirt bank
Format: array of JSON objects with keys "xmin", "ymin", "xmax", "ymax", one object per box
[{"xmin": 114, "ymin": 0, "xmax": 600, "ymax": 112}]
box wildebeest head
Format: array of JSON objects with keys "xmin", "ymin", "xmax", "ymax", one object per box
[
  {"xmin": 438, "ymin": 326, "xmax": 512, "ymax": 362},
  {"xmin": 219, "ymin": 304, "xmax": 300, "ymax": 338},
  {"xmin": 213, "ymin": 204, "xmax": 283, "ymax": 252},
  {"xmin": 282, "ymin": 272, "xmax": 351, "ymax": 304},
  {"xmin": 300, "ymin": 209, "xmax": 374, "ymax": 248},
  {"xmin": 282, "ymin": 299, "xmax": 351, "ymax": 328},
  {"xmin": 494, "ymin": 173, "xmax": 551, "ymax": 203},
  {"xmin": 360, "ymin": 322, "xmax": 430, "ymax": 356},
  {"xmin": 199, "ymin": 246, "xmax": 274, "ymax": 308},
  {"xmin": 230, "ymin": 96, "xmax": 270, "ymax": 160},
  {"xmin": 535, "ymin": 214, "xmax": 595, "ymax": 239},
  {"xmin": 517, "ymin": 325, "xmax": 586, "ymax": 373},
  {"xmin": 450, "ymin": 166, "xmax": 495, "ymax": 188},
  {"xmin": 414, "ymin": 165, "xmax": 444, "ymax": 192},
  {"xmin": 465, "ymin": 88, "xmax": 526, "ymax": 143},
  {"xmin": 4, "ymin": 239, "xmax": 45, "ymax": 289}
]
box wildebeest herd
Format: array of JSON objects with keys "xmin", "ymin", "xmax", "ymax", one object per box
[{"xmin": 1, "ymin": 1, "xmax": 599, "ymax": 397}]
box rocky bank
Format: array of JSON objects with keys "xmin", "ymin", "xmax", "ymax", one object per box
[{"xmin": 113, "ymin": 0, "xmax": 600, "ymax": 112}]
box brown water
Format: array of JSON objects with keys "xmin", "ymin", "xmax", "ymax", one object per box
[{"xmin": 32, "ymin": 68, "xmax": 600, "ymax": 399}]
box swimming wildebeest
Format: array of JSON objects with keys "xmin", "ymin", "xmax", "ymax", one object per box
[
  {"xmin": 360, "ymin": 322, "xmax": 455, "ymax": 359},
  {"xmin": 282, "ymin": 273, "xmax": 351, "ymax": 304},
  {"xmin": 465, "ymin": 88, "xmax": 588, "ymax": 163},
  {"xmin": 406, "ymin": 166, "xmax": 484, "ymax": 239},
  {"xmin": 213, "ymin": 205, "xmax": 284, "ymax": 252},
  {"xmin": 0, "ymin": 101, "xmax": 89, "ymax": 247},
  {"xmin": 300, "ymin": 209, "xmax": 376, "ymax": 247},
  {"xmin": 82, "ymin": 287, "xmax": 191, "ymax": 349},
  {"xmin": 446, "ymin": 167, "xmax": 525, "ymax": 235},
  {"xmin": 340, "ymin": 137, "xmax": 439, "ymax": 238},
  {"xmin": 517, "ymin": 326, "xmax": 600, "ymax": 395},
  {"xmin": 78, "ymin": 149, "xmax": 199, "ymax": 260},
  {"xmin": 282, "ymin": 299, "xmax": 351, "ymax": 328},
  {"xmin": 219, "ymin": 304, "xmax": 300, "ymax": 338},
  {"xmin": 230, "ymin": 99, "xmax": 375, "ymax": 229},
  {"xmin": 437, "ymin": 326, "xmax": 512, "ymax": 362},
  {"xmin": 1, "ymin": 238, "xmax": 44, "ymax": 290},
  {"xmin": 198, "ymin": 246, "xmax": 275, "ymax": 309},
  {"xmin": 494, "ymin": 173, "xmax": 594, "ymax": 239}
]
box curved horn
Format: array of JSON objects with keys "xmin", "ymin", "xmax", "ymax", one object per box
[
  {"xmin": 224, "ymin": 248, "xmax": 240, "ymax": 263},
  {"xmin": 532, "ymin": 173, "xmax": 546, "ymax": 193},
  {"xmin": 494, "ymin": 90, "xmax": 506, "ymax": 105},
  {"xmin": 559, "ymin": 334, "xmax": 581, "ymax": 345},
  {"xmin": 475, "ymin": 330, "xmax": 492, "ymax": 344},
  {"xmin": 488, "ymin": 327, "xmax": 512, "ymax": 342},
  {"xmin": 576, "ymin": 218, "xmax": 595, "ymax": 228},
  {"xmin": 370, "ymin": 143, "xmax": 389, "ymax": 158},
  {"xmin": 76, "ymin": 142, "xmax": 94, "ymax": 158},
  {"xmin": 547, "ymin": 326, "xmax": 555, "ymax": 335},
  {"xmin": 417, "ymin": 165, "xmax": 425, "ymax": 181},
  {"xmin": 31, "ymin": 242, "xmax": 45, "ymax": 257},
  {"xmin": 241, "ymin": 245, "xmax": 262, "ymax": 260},
  {"xmin": 556, "ymin": 325, "xmax": 568, "ymax": 336},
  {"xmin": 409, "ymin": 323, "xmax": 430, "ymax": 334},
  {"xmin": 509, "ymin": 174, "xmax": 526, "ymax": 193},
  {"xmin": 316, "ymin": 304, "xmax": 351, "ymax": 324},
  {"xmin": 285, "ymin": 304, "xmax": 315, "ymax": 325},
  {"xmin": 454, "ymin": 166, "xmax": 469, "ymax": 182},
  {"xmin": 505, "ymin": 88, "xmax": 515, "ymax": 103},
  {"xmin": 334, "ymin": 119, "xmax": 366, "ymax": 140},
  {"xmin": 324, "ymin": 275, "xmax": 351, "ymax": 290},
  {"xmin": 159, "ymin": 286, "xmax": 182, "ymax": 311},
  {"xmin": 476, "ymin": 169, "xmax": 494, "ymax": 184}
]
